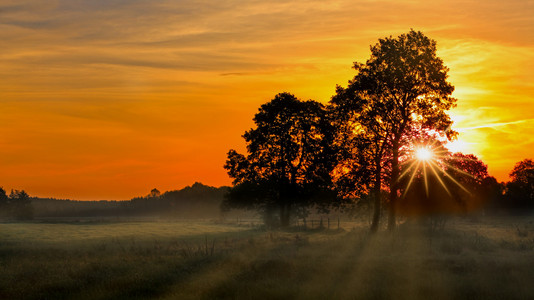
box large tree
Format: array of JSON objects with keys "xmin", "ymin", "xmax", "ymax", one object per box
[
  {"xmin": 224, "ymin": 92, "xmax": 336, "ymax": 227},
  {"xmin": 330, "ymin": 88, "xmax": 391, "ymax": 232},
  {"xmin": 332, "ymin": 30, "xmax": 457, "ymax": 231}
]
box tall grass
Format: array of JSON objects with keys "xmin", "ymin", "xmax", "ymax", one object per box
[{"xmin": 1, "ymin": 218, "xmax": 534, "ymax": 299}]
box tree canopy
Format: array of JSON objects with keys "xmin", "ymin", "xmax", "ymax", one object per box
[
  {"xmin": 0, "ymin": 189, "xmax": 34, "ymax": 220},
  {"xmin": 224, "ymin": 92, "xmax": 337, "ymax": 227},
  {"xmin": 506, "ymin": 159, "xmax": 534, "ymax": 211},
  {"xmin": 330, "ymin": 29, "xmax": 457, "ymax": 231}
]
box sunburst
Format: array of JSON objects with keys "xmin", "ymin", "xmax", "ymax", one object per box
[
  {"xmin": 399, "ymin": 140, "xmax": 474, "ymax": 199},
  {"xmin": 415, "ymin": 147, "xmax": 432, "ymax": 161}
]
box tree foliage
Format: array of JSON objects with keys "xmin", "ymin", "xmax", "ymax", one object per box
[
  {"xmin": 439, "ymin": 152, "xmax": 489, "ymax": 212},
  {"xmin": 330, "ymin": 87, "xmax": 389, "ymax": 232},
  {"xmin": 7, "ymin": 189, "xmax": 33, "ymax": 220},
  {"xmin": 506, "ymin": 159, "xmax": 534, "ymax": 211},
  {"xmin": 0, "ymin": 187, "xmax": 8, "ymax": 206},
  {"xmin": 331, "ymin": 29, "xmax": 457, "ymax": 231},
  {"xmin": 224, "ymin": 92, "xmax": 337, "ymax": 227}
]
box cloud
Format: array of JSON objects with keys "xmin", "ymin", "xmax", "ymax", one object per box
[{"xmin": 457, "ymin": 119, "xmax": 534, "ymax": 131}]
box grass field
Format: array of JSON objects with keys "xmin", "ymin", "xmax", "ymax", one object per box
[{"xmin": 2, "ymin": 217, "xmax": 534, "ymax": 299}]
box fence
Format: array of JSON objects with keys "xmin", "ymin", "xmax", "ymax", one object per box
[
  {"xmin": 234, "ymin": 216, "xmax": 353, "ymax": 231},
  {"xmin": 296, "ymin": 217, "xmax": 342, "ymax": 230}
]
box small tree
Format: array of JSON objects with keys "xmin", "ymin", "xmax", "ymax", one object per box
[
  {"xmin": 479, "ymin": 176, "xmax": 505, "ymax": 213},
  {"xmin": 0, "ymin": 187, "xmax": 9, "ymax": 219},
  {"xmin": 224, "ymin": 92, "xmax": 337, "ymax": 228},
  {"xmin": 506, "ymin": 159, "xmax": 534, "ymax": 211},
  {"xmin": 149, "ymin": 188, "xmax": 161, "ymax": 198},
  {"xmin": 9, "ymin": 189, "xmax": 33, "ymax": 220}
]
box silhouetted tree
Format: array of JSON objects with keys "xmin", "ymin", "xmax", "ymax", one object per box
[
  {"xmin": 0, "ymin": 187, "xmax": 7, "ymax": 205},
  {"xmin": 480, "ymin": 176, "xmax": 505, "ymax": 213},
  {"xmin": 224, "ymin": 92, "xmax": 337, "ymax": 228},
  {"xmin": 442, "ymin": 153, "xmax": 490, "ymax": 211},
  {"xmin": 399, "ymin": 151, "xmax": 489, "ymax": 229},
  {"xmin": 0, "ymin": 187, "xmax": 9, "ymax": 218},
  {"xmin": 332, "ymin": 30, "xmax": 457, "ymax": 231},
  {"xmin": 149, "ymin": 188, "xmax": 161, "ymax": 198},
  {"xmin": 9, "ymin": 189, "xmax": 33, "ymax": 220},
  {"xmin": 505, "ymin": 159, "xmax": 534, "ymax": 211},
  {"xmin": 330, "ymin": 84, "xmax": 391, "ymax": 233}
]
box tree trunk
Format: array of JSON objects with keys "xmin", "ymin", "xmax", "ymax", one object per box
[
  {"xmin": 388, "ymin": 140, "xmax": 400, "ymax": 231},
  {"xmin": 370, "ymin": 162, "xmax": 382, "ymax": 233},
  {"xmin": 279, "ymin": 204, "xmax": 285, "ymax": 227},
  {"xmin": 280, "ymin": 203, "xmax": 291, "ymax": 228}
]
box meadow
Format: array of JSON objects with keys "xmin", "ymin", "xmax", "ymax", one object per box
[{"xmin": 2, "ymin": 217, "xmax": 534, "ymax": 299}]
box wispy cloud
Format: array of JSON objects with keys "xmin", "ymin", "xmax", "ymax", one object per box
[{"xmin": 457, "ymin": 119, "xmax": 534, "ymax": 131}]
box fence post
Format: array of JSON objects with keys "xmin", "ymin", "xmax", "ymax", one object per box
[{"xmin": 328, "ymin": 218, "xmax": 330, "ymax": 230}]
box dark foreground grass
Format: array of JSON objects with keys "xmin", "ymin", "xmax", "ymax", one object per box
[{"xmin": 1, "ymin": 218, "xmax": 534, "ymax": 299}]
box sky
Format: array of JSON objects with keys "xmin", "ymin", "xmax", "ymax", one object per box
[{"xmin": 1, "ymin": 0, "xmax": 533, "ymax": 200}]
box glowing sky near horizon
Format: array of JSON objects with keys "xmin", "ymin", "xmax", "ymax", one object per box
[{"xmin": 1, "ymin": 0, "xmax": 533, "ymax": 200}]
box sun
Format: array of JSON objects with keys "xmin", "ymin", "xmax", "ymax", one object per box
[
  {"xmin": 415, "ymin": 147, "xmax": 433, "ymax": 161},
  {"xmin": 400, "ymin": 142, "xmax": 473, "ymax": 199}
]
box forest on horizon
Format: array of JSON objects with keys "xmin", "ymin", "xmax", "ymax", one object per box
[{"xmin": 0, "ymin": 182, "xmax": 229, "ymax": 221}]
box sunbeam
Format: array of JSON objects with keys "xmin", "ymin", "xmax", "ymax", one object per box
[
  {"xmin": 416, "ymin": 147, "xmax": 433, "ymax": 161},
  {"xmin": 423, "ymin": 161, "xmax": 429, "ymax": 196},
  {"xmin": 431, "ymin": 160, "xmax": 473, "ymax": 195},
  {"xmin": 400, "ymin": 141, "xmax": 475, "ymax": 201},
  {"xmin": 399, "ymin": 159, "xmax": 420, "ymax": 180},
  {"xmin": 402, "ymin": 160, "xmax": 422, "ymax": 198},
  {"xmin": 427, "ymin": 161, "xmax": 452, "ymax": 196}
]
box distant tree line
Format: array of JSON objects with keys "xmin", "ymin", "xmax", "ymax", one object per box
[
  {"xmin": 1, "ymin": 183, "xmax": 229, "ymax": 220},
  {"xmin": 223, "ymin": 30, "xmax": 534, "ymax": 230},
  {"xmin": 126, "ymin": 182, "xmax": 229, "ymax": 218}
]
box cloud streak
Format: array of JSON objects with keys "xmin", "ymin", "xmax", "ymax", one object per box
[{"xmin": 457, "ymin": 119, "xmax": 534, "ymax": 131}]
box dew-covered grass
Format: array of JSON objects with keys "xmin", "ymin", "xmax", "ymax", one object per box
[{"xmin": 2, "ymin": 217, "xmax": 534, "ymax": 299}]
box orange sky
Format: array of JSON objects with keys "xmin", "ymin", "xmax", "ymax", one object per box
[{"xmin": 1, "ymin": 0, "xmax": 533, "ymax": 200}]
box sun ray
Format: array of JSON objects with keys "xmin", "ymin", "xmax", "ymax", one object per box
[
  {"xmin": 423, "ymin": 161, "xmax": 429, "ymax": 197},
  {"xmin": 399, "ymin": 159, "xmax": 420, "ymax": 180},
  {"xmin": 441, "ymin": 162, "xmax": 477, "ymax": 179},
  {"xmin": 427, "ymin": 160, "xmax": 452, "ymax": 196},
  {"xmin": 430, "ymin": 160, "xmax": 472, "ymax": 195},
  {"xmin": 447, "ymin": 155, "xmax": 481, "ymax": 163},
  {"xmin": 400, "ymin": 140, "xmax": 479, "ymax": 202},
  {"xmin": 402, "ymin": 160, "xmax": 422, "ymax": 197}
]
